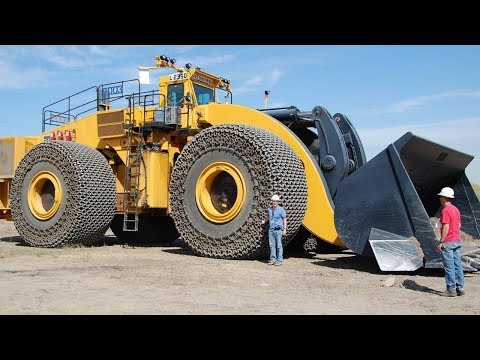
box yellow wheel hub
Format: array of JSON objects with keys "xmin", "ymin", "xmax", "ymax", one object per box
[
  {"xmin": 28, "ymin": 171, "xmax": 62, "ymax": 220},
  {"xmin": 196, "ymin": 162, "xmax": 246, "ymax": 223}
]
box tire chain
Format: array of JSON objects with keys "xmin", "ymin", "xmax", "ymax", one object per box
[
  {"xmin": 10, "ymin": 141, "xmax": 116, "ymax": 247},
  {"xmin": 170, "ymin": 124, "xmax": 308, "ymax": 259},
  {"xmin": 287, "ymin": 226, "xmax": 319, "ymax": 253}
]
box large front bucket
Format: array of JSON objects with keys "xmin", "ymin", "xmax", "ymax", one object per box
[{"xmin": 334, "ymin": 132, "xmax": 480, "ymax": 271}]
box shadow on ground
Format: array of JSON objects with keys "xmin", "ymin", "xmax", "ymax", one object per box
[
  {"xmin": 283, "ymin": 250, "xmax": 317, "ymax": 260},
  {"xmin": 400, "ymin": 279, "xmax": 440, "ymax": 294},
  {"xmin": 0, "ymin": 236, "xmax": 28, "ymax": 246},
  {"xmin": 313, "ymin": 253, "xmax": 384, "ymax": 274},
  {"xmin": 313, "ymin": 252, "xmax": 450, "ymax": 278},
  {"xmin": 0, "ymin": 233, "xmax": 187, "ymax": 249},
  {"xmin": 0, "ymin": 235, "xmax": 122, "ymax": 247},
  {"xmin": 116, "ymin": 238, "xmax": 186, "ymax": 248}
]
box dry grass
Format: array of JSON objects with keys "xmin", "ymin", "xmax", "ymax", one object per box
[
  {"xmin": 0, "ymin": 247, "xmax": 13, "ymax": 258},
  {"xmin": 473, "ymin": 182, "xmax": 480, "ymax": 198}
]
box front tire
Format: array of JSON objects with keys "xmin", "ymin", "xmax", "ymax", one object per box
[{"xmin": 169, "ymin": 124, "xmax": 308, "ymax": 259}]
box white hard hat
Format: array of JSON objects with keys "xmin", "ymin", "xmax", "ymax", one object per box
[
  {"xmin": 437, "ymin": 187, "xmax": 454, "ymax": 198},
  {"xmin": 271, "ymin": 194, "xmax": 280, "ymax": 201}
]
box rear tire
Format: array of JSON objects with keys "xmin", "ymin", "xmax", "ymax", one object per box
[
  {"xmin": 286, "ymin": 226, "xmax": 318, "ymax": 253},
  {"xmin": 10, "ymin": 141, "xmax": 116, "ymax": 247},
  {"xmin": 287, "ymin": 225, "xmax": 342, "ymax": 254},
  {"xmin": 169, "ymin": 124, "xmax": 308, "ymax": 259}
]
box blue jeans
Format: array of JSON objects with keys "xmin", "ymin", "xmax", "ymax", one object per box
[
  {"xmin": 269, "ymin": 229, "xmax": 283, "ymax": 263},
  {"xmin": 441, "ymin": 241, "xmax": 464, "ymax": 291}
]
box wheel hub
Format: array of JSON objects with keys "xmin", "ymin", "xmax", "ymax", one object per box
[
  {"xmin": 196, "ymin": 162, "xmax": 246, "ymax": 223},
  {"xmin": 28, "ymin": 171, "xmax": 62, "ymax": 220}
]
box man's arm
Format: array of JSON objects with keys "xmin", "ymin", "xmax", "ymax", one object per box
[
  {"xmin": 440, "ymin": 223, "xmax": 449, "ymax": 242},
  {"xmin": 282, "ymin": 216, "xmax": 287, "ymax": 236},
  {"xmin": 437, "ymin": 223, "xmax": 449, "ymax": 251},
  {"xmin": 261, "ymin": 210, "xmax": 269, "ymax": 225}
]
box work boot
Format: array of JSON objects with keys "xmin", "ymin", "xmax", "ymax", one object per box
[
  {"xmin": 456, "ymin": 288, "xmax": 466, "ymax": 296},
  {"xmin": 438, "ymin": 289, "xmax": 456, "ymax": 297}
]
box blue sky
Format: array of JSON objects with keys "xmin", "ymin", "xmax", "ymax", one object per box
[{"xmin": 1, "ymin": 45, "xmax": 479, "ymax": 184}]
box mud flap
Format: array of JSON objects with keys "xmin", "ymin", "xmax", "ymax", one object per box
[{"xmin": 334, "ymin": 132, "xmax": 480, "ymax": 272}]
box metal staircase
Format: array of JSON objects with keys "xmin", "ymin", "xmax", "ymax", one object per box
[{"xmin": 122, "ymin": 120, "xmax": 145, "ymax": 232}]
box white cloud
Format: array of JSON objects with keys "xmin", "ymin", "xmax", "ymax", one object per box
[
  {"xmin": 270, "ymin": 69, "xmax": 283, "ymax": 86},
  {"xmin": 174, "ymin": 45, "xmax": 200, "ymax": 54},
  {"xmin": 266, "ymin": 102, "xmax": 289, "ymax": 108},
  {"xmin": 380, "ymin": 90, "xmax": 480, "ymax": 114},
  {"xmin": 0, "ymin": 46, "xmax": 145, "ymax": 90},
  {"xmin": 245, "ymin": 76, "xmax": 262, "ymax": 86},
  {"xmin": 33, "ymin": 46, "xmax": 112, "ymax": 68},
  {"xmin": 88, "ymin": 45, "xmax": 108, "ymax": 55},
  {"xmin": 234, "ymin": 69, "xmax": 285, "ymax": 95},
  {"xmin": 358, "ymin": 116, "xmax": 480, "ymax": 146},
  {"xmin": 0, "ymin": 60, "xmax": 53, "ymax": 89},
  {"xmin": 176, "ymin": 54, "xmax": 235, "ymax": 69}
]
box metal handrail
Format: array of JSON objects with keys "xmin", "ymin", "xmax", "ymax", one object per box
[
  {"xmin": 42, "ymin": 79, "xmax": 141, "ymax": 132},
  {"xmin": 42, "ymin": 86, "xmax": 96, "ymax": 132}
]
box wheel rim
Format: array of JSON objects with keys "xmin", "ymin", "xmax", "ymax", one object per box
[
  {"xmin": 28, "ymin": 171, "xmax": 62, "ymax": 220},
  {"xmin": 195, "ymin": 161, "xmax": 246, "ymax": 223}
]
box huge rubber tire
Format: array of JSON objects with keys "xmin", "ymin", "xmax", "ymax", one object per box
[
  {"xmin": 110, "ymin": 214, "xmax": 179, "ymax": 244},
  {"xmin": 10, "ymin": 141, "xmax": 116, "ymax": 247},
  {"xmin": 169, "ymin": 124, "xmax": 308, "ymax": 259}
]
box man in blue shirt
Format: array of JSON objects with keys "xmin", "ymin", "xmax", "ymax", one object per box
[{"xmin": 261, "ymin": 194, "xmax": 287, "ymax": 266}]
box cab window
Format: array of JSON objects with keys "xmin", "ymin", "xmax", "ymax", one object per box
[
  {"xmin": 193, "ymin": 83, "xmax": 214, "ymax": 105},
  {"xmin": 167, "ymin": 83, "xmax": 184, "ymax": 106}
]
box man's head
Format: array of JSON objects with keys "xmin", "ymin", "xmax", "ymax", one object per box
[
  {"xmin": 438, "ymin": 187, "xmax": 454, "ymax": 204},
  {"xmin": 271, "ymin": 194, "xmax": 280, "ymax": 206}
]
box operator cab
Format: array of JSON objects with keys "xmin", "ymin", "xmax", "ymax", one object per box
[
  {"xmin": 191, "ymin": 81, "xmax": 214, "ymax": 105},
  {"xmin": 165, "ymin": 75, "xmax": 215, "ymax": 107},
  {"xmin": 152, "ymin": 56, "xmax": 231, "ymax": 108}
]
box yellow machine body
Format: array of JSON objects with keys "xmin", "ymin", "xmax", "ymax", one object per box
[
  {"xmin": 2, "ymin": 55, "xmax": 478, "ymax": 271},
  {"xmin": 0, "ymin": 56, "xmax": 346, "ymax": 247}
]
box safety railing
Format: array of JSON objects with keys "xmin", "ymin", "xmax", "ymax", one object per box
[{"xmin": 42, "ymin": 79, "xmax": 141, "ymax": 132}]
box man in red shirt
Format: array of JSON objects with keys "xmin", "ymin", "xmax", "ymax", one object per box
[{"xmin": 436, "ymin": 187, "xmax": 465, "ymax": 297}]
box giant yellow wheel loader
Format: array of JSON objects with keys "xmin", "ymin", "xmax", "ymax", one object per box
[{"xmin": 0, "ymin": 55, "xmax": 479, "ymax": 271}]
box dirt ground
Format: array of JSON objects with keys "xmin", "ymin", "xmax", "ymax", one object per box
[{"xmin": 0, "ymin": 219, "xmax": 479, "ymax": 315}]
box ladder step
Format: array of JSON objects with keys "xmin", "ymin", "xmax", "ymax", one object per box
[
  {"xmin": 122, "ymin": 125, "xmax": 146, "ymax": 234},
  {"xmin": 123, "ymin": 225, "xmax": 138, "ymax": 231},
  {"xmin": 125, "ymin": 191, "xmax": 139, "ymax": 195},
  {"xmin": 123, "ymin": 212, "xmax": 138, "ymax": 217}
]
